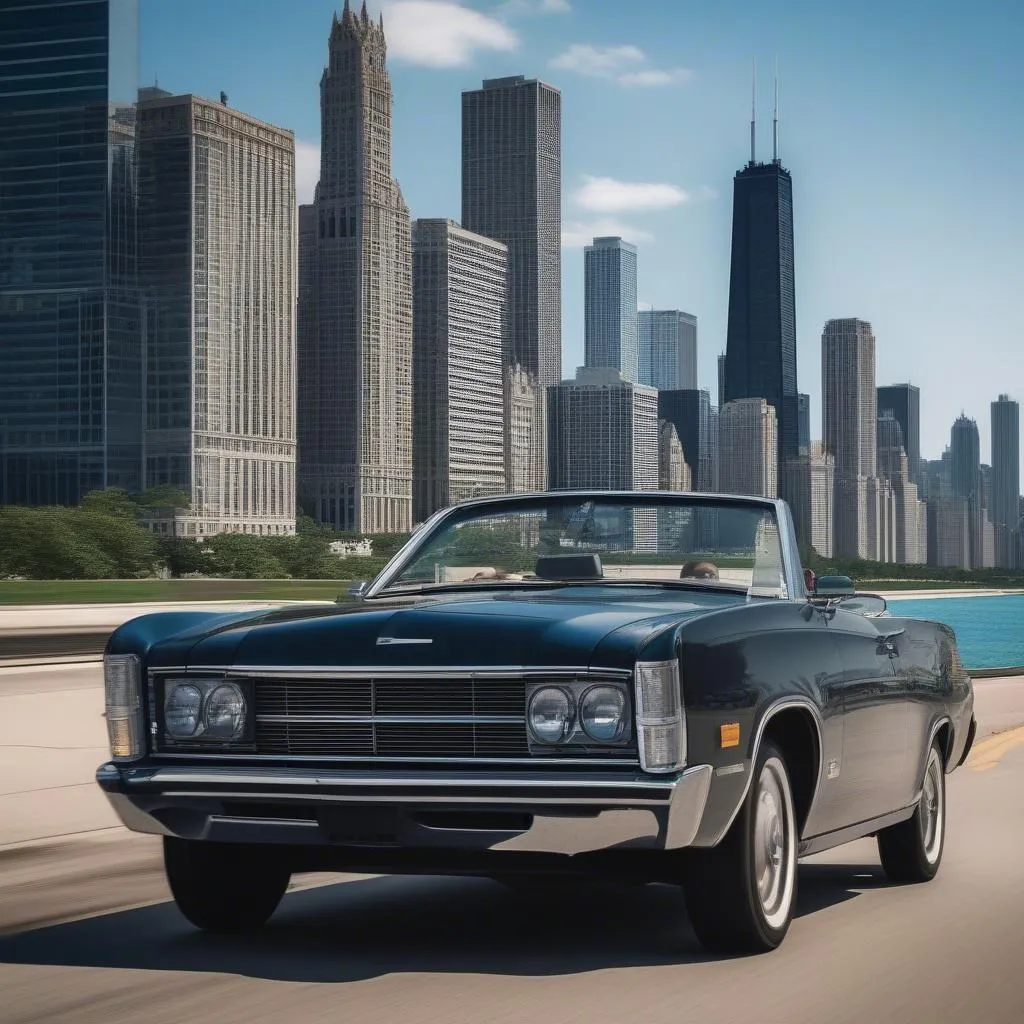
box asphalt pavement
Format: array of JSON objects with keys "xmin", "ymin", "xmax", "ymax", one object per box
[{"xmin": 1, "ymin": 664, "xmax": 1022, "ymax": 1024}]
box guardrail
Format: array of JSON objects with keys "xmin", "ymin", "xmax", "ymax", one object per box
[
  {"xmin": 0, "ymin": 630, "xmax": 110, "ymax": 662},
  {"xmin": 1, "ymin": 630, "xmax": 1022, "ymax": 677}
]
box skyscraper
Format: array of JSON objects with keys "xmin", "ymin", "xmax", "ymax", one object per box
[
  {"xmin": 723, "ymin": 91, "xmax": 798, "ymax": 474},
  {"xmin": 546, "ymin": 368, "xmax": 658, "ymax": 491},
  {"xmin": 584, "ymin": 237, "xmax": 637, "ymax": 381},
  {"xmin": 950, "ymin": 414, "xmax": 983, "ymax": 568},
  {"xmin": 462, "ymin": 74, "xmax": 561, "ymax": 490},
  {"xmin": 822, "ymin": 318, "xmax": 878, "ymax": 558},
  {"xmin": 718, "ymin": 398, "xmax": 778, "ymax": 498},
  {"xmin": 877, "ymin": 383, "xmax": 921, "ymax": 486},
  {"xmin": 717, "ymin": 353, "xmax": 726, "ymax": 409},
  {"xmin": 298, "ymin": 3, "xmax": 413, "ymax": 533},
  {"xmin": 136, "ymin": 92, "xmax": 297, "ymax": 537},
  {"xmin": 991, "ymin": 395, "xmax": 1020, "ymax": 548},
  {"xmin": 0, "ymin": 0, "xmax": 141, "ymax": 505},
  {"xmin": 639, "ymin": 310, "xmax": 698, "ymax": 391},
  {"xmin": 657, "ymin": 389, "xmax": 717, "ymax": 493},
  {"xmin": 412, "ymin": 219, "xmax": 507, "ymax": 522},
  {"xmin": 786, "ymin": 442, "xmax": 834, "ymax": 558}
]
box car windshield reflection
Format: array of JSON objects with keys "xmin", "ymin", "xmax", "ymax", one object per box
[{"xmin": 373, "ymin": 494, "xmax": 792, "ymax": 601}]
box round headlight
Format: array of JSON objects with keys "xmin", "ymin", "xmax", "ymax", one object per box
[
  {"xmin": 165, "ymin": 684, "xmax": 202, "ymax": 737},
  {"xmin": 528, "ymin": 687, "xmax": 573, "ymax": 744},
  {"xmin": 580, "ymin": 686, "xmax": 627, "ymax": 742},
  {"xmin": 203, "ymin": 683, "xmax": 246, "ymax": 740}
]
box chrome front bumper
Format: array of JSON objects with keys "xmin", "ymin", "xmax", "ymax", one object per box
[{"xmin": 96, "ymin": 762, "xmax": 713, "ymax": 856}]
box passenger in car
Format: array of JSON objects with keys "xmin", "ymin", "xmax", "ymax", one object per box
[{"xmin": 680, "ymin": 560, "xmax": 719, "ymax": 580}]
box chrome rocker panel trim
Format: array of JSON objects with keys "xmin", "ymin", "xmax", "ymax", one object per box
[{"xmin": 96, "ymin": 762, "xmax": 713, "ymax": 856}]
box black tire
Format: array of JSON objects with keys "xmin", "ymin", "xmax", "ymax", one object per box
[
  {"xmin": 877, "ymin": 741, "xmax": 945, "ymax": 883},
  {"xmin": 163, "ymin": 837, "xmax": 291, "ymax": 932},
  {"xmin": 681, "ymin": 739, "xmax": 799, "ymax": 954}
]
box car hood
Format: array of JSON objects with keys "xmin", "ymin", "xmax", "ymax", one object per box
[{"xmin": 143, "ymin": 587, "xmax": 746, "ymax": 672}]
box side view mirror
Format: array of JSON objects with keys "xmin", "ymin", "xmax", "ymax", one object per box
[
  {"xmin": 813, "ymin": 575, "xmax": 856, "ymax": 598},
  {"xmin": 345, "ymin": 580, "xmax": 368, "ymax": 601}
]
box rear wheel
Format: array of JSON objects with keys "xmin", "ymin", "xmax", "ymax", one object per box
[
  {"xmin": 163, "ymin": 838, "xmax": 291, "ymax": 932},
  {"xmin": 681, "ymin": 739, "xmax": 798, "ymax": 953},
  {"xmin": 877, "ymin": 741, "xmax": 945, "ymax": 883}
]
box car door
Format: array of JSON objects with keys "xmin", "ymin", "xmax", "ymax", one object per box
[{"xmin": 827, "ymin": 608, "xmax": 911, "ymax": 825}]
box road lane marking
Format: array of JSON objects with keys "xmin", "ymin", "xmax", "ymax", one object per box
[{"xmin": 967, "ymin": 725, "xmax": 1024, "ymax": 772}]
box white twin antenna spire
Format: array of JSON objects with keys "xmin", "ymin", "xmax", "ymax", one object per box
[
  {"xmin": 750, "ymin": 56, "xmax": 781, "ymax": 164},
  {"xmin": 750, "ymin": 58, "xmax": 756, "ymax": 163},
  {"xmin": 773, "ymin": 56, "xmax": 779, "ymax": 162}
]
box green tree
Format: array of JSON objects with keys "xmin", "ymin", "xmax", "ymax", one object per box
[
  {"xmin": 70, "ymin": 508, "xmax": 158, "ymax": 577},
  {"xmin": 202, "ymin": 533, "xmax": 288, "ymax": 579},
  {"xmin": 136, "ymin": 485, "xmax": 191, "ymax": 511},
  {"xmin": 80, "ymin": 488, "xmax": 141, "ymax": 521},
  {"xmin": 0, "ymin": 507, "xmax": 115, "ymax": 579}
]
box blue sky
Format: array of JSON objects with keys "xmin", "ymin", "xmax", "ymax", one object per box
[{"xmin": 140, "ymin": 0, "xmax": 1024, "ymax": 476}]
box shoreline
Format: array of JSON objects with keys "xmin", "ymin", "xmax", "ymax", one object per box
[{"xmin": 876, "ymin": 588, "xmax": 1024, "ymax": 601}]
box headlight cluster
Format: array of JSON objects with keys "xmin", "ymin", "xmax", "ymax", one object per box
[
  {"xmin": 162, "ymin": 678, "xmax": 249, "ymax": 744},
  {"xmin": 527, "ymin": 683, "xmax": 630, "ymax": 747}
]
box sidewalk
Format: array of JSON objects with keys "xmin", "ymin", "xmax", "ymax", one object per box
[{"xmin": 0, "ymin": 599, "xmax": 326, "ymax": 636}]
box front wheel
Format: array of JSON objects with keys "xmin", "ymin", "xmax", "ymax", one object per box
[
  {"xmin": 681, "ymin": 739, "xmax": 799, "ymax": 953},
  {"xmin": 877, "ymin": 741, "xmax": 945, "ymax": 883},
  {"xmin": 163, "ymin": 838, "xmax": 291, "ymax": 932}
]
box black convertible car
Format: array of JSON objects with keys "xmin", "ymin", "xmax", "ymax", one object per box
[{"xmin": 96, "ymin": 491, "xmax": 976, "ymax": 953}]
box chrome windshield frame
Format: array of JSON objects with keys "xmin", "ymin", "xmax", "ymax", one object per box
[{"xmin": 362, "ymin": 491, "xmax": 804, "ymax": 602}]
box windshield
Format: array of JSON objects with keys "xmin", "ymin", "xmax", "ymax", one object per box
[{"xmin": 377, "ymin": 496, "xmax": 791, "ymax": 600}]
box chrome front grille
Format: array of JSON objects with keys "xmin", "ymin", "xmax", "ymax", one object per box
[{"xmin": 253, "ymin": 675, "xmax": 530, "ymax": 760}]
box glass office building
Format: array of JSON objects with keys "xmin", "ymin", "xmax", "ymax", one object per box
[{"xmin": 0, "ymin": 0, "xmax": 141, "ymax": 505}]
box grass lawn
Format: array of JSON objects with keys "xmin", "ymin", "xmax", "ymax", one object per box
[{"xmin": 0, "ymin": 579, "xmax": 353, "ymax": 605}]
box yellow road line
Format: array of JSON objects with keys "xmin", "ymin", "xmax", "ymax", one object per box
[{"xmin": 967, "ymin": 725, "xmax": 1024, "ymax": 772}]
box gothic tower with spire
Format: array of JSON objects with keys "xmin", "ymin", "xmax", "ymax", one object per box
[{"xmin": 298, "ymin": 2, "xmax": 413, "ymax": 532}]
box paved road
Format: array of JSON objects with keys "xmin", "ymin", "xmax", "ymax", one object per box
[{"xmin": 1, "ymin": 666, "xmax": 1022, "ymax": 1024}]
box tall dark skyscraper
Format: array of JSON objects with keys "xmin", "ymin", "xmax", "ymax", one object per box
[
  {"xmin": 297, "ymin": 3, "xmax": 413, "ymax": 533},
  {"xmin": 877, "ymin": 383, "xmax": 921, "ymax": 486},
  {"xmin": 462, "ymin": 75, "xmax": 561, "ymax": 491},
  {"xmin": 950, "ymin": 414, "xmax": 983, "ymax": 568},
  {"xmin": 0, "ymin": 0, "xmax": 141, "ymax": 505},
  {"xmin": 991, "ymin": 394, "xmax": 1020, "ymax": 568},
  {"xmin": 723, "ymin": 87, "xmax": 798, "ymax": 473}
]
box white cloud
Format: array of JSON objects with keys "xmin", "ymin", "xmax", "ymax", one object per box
[
  {"xmin": 549, "ymin": 42, "xmax": 692, "ymax": 87},
  {"xmin": 295, "ymin": 141, "xmax": 320, "ymax": 205},
  {"xmin": 573, "ymin": 174, "xmax": 689, "ymax": 213},
  {"xmin": 499, "ymin": 0, "xmax": 570, "ymax": 14},
  {"xmin": 384, "ymin": 1, "xmax": 518, "ymax": 68},
  {"xmin": 618, "ymin": 67, "xmax": 693, "ymax": 87},
  {"xmin": 561, "ymin": 218, "xmax": 653, "ymax": 248},
  {"xmin": 550, "ymin": 44, "xmax": 644, "ymax": 77}
]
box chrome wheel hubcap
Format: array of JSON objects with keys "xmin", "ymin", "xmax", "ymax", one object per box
[
  {"xmin": 753, "ymin": 758, "xmax": 796, "ymax": 929},
  {"xmin": 922, "ymin": 751, "xmax": 944, "ymax": 864}
]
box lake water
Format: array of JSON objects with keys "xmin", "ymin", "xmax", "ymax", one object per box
[{"xmin": 887, "ymin": 594, "xmax": 1024, "ymax": 670}]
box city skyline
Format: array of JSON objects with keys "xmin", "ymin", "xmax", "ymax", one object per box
[{"xmin": 135, "ymin": 0, "xmax": 1024, "ymax": 477}]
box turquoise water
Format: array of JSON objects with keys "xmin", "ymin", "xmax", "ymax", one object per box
[{"xmin": 887, "ymin": 594, "xmax": 1024, "ymax": 670}]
